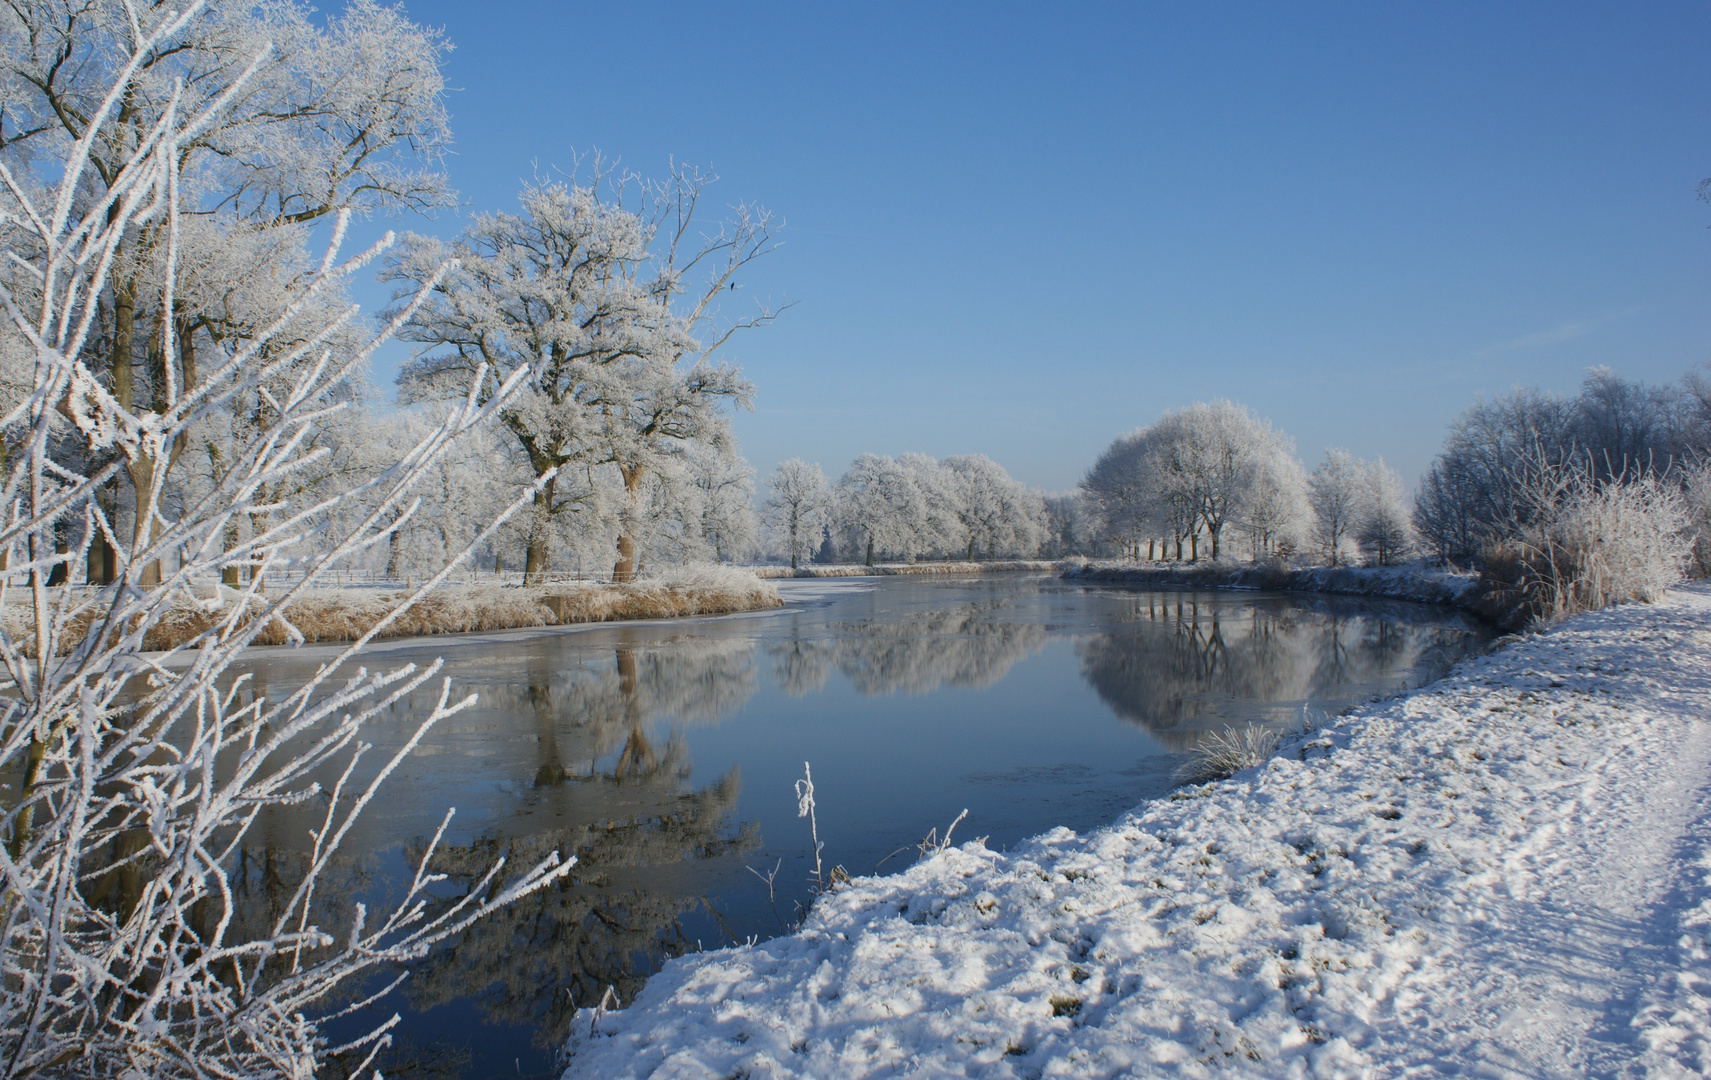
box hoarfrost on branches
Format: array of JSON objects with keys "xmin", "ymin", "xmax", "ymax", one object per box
[
  {"xmin": 386, "ymin": 165, "xmax": 780, "ymax": 582},
  {"xmin": 763, "ymin": 459, "xmax": 828, "ymax": 570},
  {"xmin": 0, "ymin": 12, "xmax": 567, "ymax": 1076}
]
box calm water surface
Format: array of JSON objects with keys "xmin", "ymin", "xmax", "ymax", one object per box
[{"xmin": 236, "ymin": 574, "xmax": 1491, "ymax": 1078}]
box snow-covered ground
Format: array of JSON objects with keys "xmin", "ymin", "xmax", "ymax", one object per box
[{"xmin": 561, "ymin": 583, "xmax": 1711, "ymax": 1078}]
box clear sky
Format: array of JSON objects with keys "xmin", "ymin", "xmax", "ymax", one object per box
[{"xmin": 351, "ymin": 1, "xmax": 1711, "ymax": 493}]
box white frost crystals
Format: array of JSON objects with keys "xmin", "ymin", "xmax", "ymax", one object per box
[
  {"xmin": 0, "ymin": 9, "xmax": 567, "ymax": 1078},
  {"xmin": 565, "ymin": 585, "xmax": 1711, "ymax": 1079}
]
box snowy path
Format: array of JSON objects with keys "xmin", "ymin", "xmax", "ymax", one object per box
[{"xmin": 563, "ymin": 586, "xmax": 1711, "ymax": 1079}]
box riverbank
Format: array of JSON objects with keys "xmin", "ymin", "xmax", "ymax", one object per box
[
  {"xmin": 1065, "ymin": 559, "xmax": 1478, "ymax": 607},
  {"xmin": 751, "ymin": 560, "xmax": 1068, "ymax": 578},
  {"xmin": 3, "ymin": 566, "xmax": 782, "ymax": 651},
  {"xmin": 563, "ymin": 584, "xmax": 1711, "ymax": 1077}
]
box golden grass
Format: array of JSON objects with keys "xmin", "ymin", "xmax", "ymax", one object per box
[{"xmin": 1, "ymin": 567, "xmax": 782, "ymax": 653}]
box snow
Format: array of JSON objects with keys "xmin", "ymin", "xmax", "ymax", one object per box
[{"xmin": 562, "ymin": 584, "xmax": 1711, "ymax": 1078}]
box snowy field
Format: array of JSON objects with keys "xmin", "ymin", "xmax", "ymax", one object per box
[{"xmin": 562, "ymin": 584, "xmax": 1711, "ymax": 1078}]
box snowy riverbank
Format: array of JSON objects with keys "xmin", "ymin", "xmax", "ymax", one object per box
[
  {"xmin": 1064, "ymin": 560, "xmax": 1478, "ymax": 609},
  {"xmin": 562, "ymin": 583, "xmax": 1711, "ymax": 1078}
]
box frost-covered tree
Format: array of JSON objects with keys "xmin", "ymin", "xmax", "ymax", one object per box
[
  {"xmin": 1080, "ymin": 429, "xmax": 1168, "ymax": 559},
  {"xmin": 898, "ymin": 452, "xmax": 964, "ymax": 558},
  {"xmin": 683, "ymin": 442, "xmax": 756, "ymax": 563},
  {"xmin": 833, "ymin": 454, "xmax": 927, "ymax": 565},
  {"xmin": 943, "ymin": 454, "xmax": 1043, "ymax": 559},
  {"xmin": 0, "ymin": 0, "xmax": 453, "ymax": 585},
  {"xmin": 1084, "ymin": 403, "xmax": 1299, "ymax": 561},
  {"xmin": 763, "ymin": 458, "xmax": 828, "ymax": 569},
  {"xmin": 387, "ymin": 167, "xmax": 778, "ymax": 582},
  {"xmin": 1242, "ymin": 451, "xmax": 1311, "ymax": 560},
  {"xmin": 1040, "ymin": 491, "xmax": 1098, "ymax": 558},
  {"xmin": 1356, "ymin": 459, "xmax": 1413, "ymax": 566},
  {"xmin": 1151, "ymin": 401, "xmax": 1292, "ymax": 560},
  {"xmin": 1308, "ymin": 448, "xmax": 1364, "ymax": 566}
]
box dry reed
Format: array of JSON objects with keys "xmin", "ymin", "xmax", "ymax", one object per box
[{"xmin": 1, "ymin": 567, "xmax": 782, "ymax": 653}]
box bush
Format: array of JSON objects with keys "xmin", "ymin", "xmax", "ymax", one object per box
[{"xmin": 1473, "ymin": 470, "xmax": 1689, "ymax": 630}]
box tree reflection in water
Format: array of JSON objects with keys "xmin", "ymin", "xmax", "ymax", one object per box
[
  {"xmin": 767, "ymin": 600, "xmax": 1048, "ymax": 696},
  {"xmin": 398, "ymin": 637, "xmax": 761, "ymax": 1051},
  {"xmin": 1078, "ymin": 593, "xmax": 1485, "ymax": 750},
  {"xmin": 239, "ymin": 634, "xmax": 763, "ymax": 1068}
]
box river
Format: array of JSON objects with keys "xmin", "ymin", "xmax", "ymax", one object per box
[{"xmin": 232, "ymin": 573, "xmax": 1491, "ymax": 1078}]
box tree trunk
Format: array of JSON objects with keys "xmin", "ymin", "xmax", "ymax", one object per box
[
  {"xmin": 612, "ymin": 534, "xmax": 636, "ymax": 583},
  {"xmin": 1190, "ymin": 533, "xmax": 1199, "ymax": 562},
  {"xmin": 612, "ymin": 465, "xmax": 643, "ymax": 583},
  {"xmin": 45, "ymin": 532, "xmax": 68, "ymax": 587},
  {"xmin": 789, "ymin": 524, "xmax": 799, "ymax": 569},
  {"xmin": 1209, "ymin": 525, "xmax": 1220, "ymax": 560},
  {"xmin": 221, "ymin": 519, "xmax": 240, "ymax": 587},
  {"xmin": 524, "ymin": 479, "xmax": 554, "ymax": 585},
  {"xmin": 128, "ymin": 457, "xmax": 160, "ymax": 587},
  {"xmin": 865, "ymin": 537, "xmax": 874, "ymax": 567}
]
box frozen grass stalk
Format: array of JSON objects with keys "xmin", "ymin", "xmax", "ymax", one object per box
[
  {"xmin": 795, "ymin": 761, "xmax": 824, "ymax": 892},
  {"xmin": 1176, "ymin": 725, "xmax": 1282, "ymax": 784}
]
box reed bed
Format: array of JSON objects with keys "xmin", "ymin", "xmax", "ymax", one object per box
[{"xmin": 1, "ymin": 566, "xmax": 782, "ymax": 653}]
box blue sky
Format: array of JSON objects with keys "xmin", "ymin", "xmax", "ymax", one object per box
[{"xmin": 351, "ymin": 1, "xmax": 1711, "ymax": 492}]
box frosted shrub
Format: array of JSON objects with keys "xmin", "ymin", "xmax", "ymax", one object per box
[
  {"xmin": 1551, "ymin": 474, "xmax": 1690, "ymax": 606},
  {"xmin": 1175, "ymin": 725, "xmax": 1281, "ymax": 784},
  {"xmin": 1477, "ymin": 464, "xmax": 1690, "ymax": 629}
]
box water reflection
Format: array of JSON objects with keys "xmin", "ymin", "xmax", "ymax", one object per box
[
  {"xmin": 768, "ymin": 599, "xmax": 1047, "ymax": 696},
  {"xmin": 242, "ymin": 636, "xmax": 764, "ymax": 1073},
  {"xmin": 1078, "ymin": 593, "xmax": 1485, "ymax": 749},
  {"xmin": 402, "ymin": 769, "xmax": 754, "ymax": 1053},
  {"xmin": 390, "ymin": 641, "xmax": 763, "ymax": 1048}
]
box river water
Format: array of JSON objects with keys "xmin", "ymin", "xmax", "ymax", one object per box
[{"xmin": 234, "ymin": 574, "xmax": 1491, "ymax": 1078}]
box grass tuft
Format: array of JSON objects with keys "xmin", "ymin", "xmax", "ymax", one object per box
[{"xmin": 1175, "ymin": 725, "xmax": 1281, "ymax": 784}]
